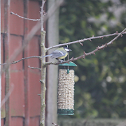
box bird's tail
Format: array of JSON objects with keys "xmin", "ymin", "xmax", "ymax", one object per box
[{"xmin": 42, "ymin": 54, "xmax": 52, "ymax": 58}]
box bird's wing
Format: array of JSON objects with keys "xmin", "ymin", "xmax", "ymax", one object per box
[{"xmin": 51, "ymin": 50, "xmax": 65, "ymax": 58}]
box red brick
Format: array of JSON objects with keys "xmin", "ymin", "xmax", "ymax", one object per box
[
  {"xmin": 30, "ymin": 117, "xmax": 40, "ymax": 126},
  {"xmin": 10, "ymin": 0, "xmax": 24, "ymax": 35},
  {"xmin": 1, "ymin": 118, "xmax": 4, "ymax": 126},
  {"xmin": 27, "ymin": 36, "xmax": 40, "ymax": 67},
  {"xmin": 10, "ymin": 71, "xmax": 25, "ymax": 117},
  {"xmin": 27, "ymin": 1, "xmax": 41, "ymax": 35},
  {"xmin": 9, "ymin": 35, "xmax": 23, "ymax": 71},
  {"xmin": 11, "ymin": 117, "xmax": 23, "ymax": 126},
  {"xmin": 28, "ymin": 71, "xmax": 41, "ymax": 117}
]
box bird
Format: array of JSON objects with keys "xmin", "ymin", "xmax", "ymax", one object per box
[{"xmin": 43, "ymin": 47, "xmax": 72, "ymax": 61}]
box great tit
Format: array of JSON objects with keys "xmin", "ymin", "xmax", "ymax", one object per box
[{"xmin": 43, "ymin": 47, "xmax": 72, "ymax": 60}]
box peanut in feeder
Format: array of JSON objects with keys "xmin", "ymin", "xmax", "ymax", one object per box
[{"xmin": 57, "ymin": 62, "xmax": 77, "ymax": 115}]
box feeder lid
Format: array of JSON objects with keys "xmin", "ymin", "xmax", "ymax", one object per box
[{"xmin": 59, "ymin": 62, "xmax": 77, "ymax": 66}]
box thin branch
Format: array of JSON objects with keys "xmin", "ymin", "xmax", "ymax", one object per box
[
  {"xmin": 45, "ymin": 28, "xmax": 126, "ymax": 66},
  {"xmin": 10, "ymin": 11, "xmax": 40, "ymax": 21},
  {"xmin": 12, "ymin": 56, "xmax": 40, "ymax": 64},
  {"xmin": 1, "ymin": 28, "xmax": 126, "ymax": 67},
  {"xmin": 0, "ymin": 56, "xmax": 40, "ymax": 65},
  {"xmin": 40, "ymin": 0, "xmax": 46, "ymax": 31},
  {"xmin": 47, "ymin": 31, "xmax": 126, "ymax": 51},
  {"xmin": 28, "ymin": 66, "xmax": 41, "ymax": 70}
]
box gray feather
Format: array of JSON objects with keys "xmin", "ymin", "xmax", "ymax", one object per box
[{"xmin": 51, "ymin": 50, "xmax": 65, "ymax": 58}]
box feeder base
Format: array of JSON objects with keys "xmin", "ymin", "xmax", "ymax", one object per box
[{"xmin": 58, "ymin": 109, "xmax": 74, "ymax": 115}]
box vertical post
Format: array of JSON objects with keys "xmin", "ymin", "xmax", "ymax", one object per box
[
  {"xmin": 40, "ymin": 0, "xmax": 46, "ymax": 126},
  {"xmin": 47, "ymin": 0, "xmax": 59, "ymax": 125},
  {"xmin": 4, "ymin": 0, "xmax": 10, "ymax": 126}
]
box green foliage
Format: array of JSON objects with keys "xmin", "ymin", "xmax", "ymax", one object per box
[{"xmin": 59, "ymin": 0, "xmax": 126, "ymax": 118}]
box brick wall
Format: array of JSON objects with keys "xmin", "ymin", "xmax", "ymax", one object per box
[{"xmin": 1, "ymin": 0, "xmax": 42, "ymax": 126}]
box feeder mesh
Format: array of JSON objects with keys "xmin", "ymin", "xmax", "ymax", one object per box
[{"xmin": 58, "ymin": 69, "xmax": 74, "ymax": 109}]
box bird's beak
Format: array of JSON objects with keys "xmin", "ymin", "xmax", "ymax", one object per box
[
  {"xmin": 65, "ymin": 48, "xmax": 72, "ymax": 51},
  {"xmin": 68, "ymin": 49, "xmax": 72, "ymax": 51}
]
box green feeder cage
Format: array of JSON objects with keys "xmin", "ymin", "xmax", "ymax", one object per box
[{"xmin": 57, "ymin": 62, "xmax": 77, "ymax": 115}]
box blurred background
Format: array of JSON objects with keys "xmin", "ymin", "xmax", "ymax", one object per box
[{"xmin": 59, "ymin": 0, "xmax": 126, "ymax": 119}]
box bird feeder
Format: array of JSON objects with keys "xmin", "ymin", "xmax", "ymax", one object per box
[{"xmin": 57, "ymin": 62, "xmax": 77, "ymax": 115}]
